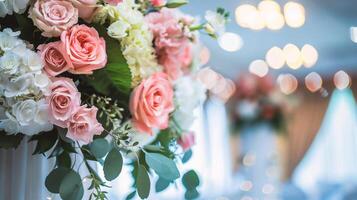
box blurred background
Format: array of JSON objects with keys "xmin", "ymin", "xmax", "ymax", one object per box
[{"xmin": 114, "ymin": 0, "xmax": 357, "ymax": 199}]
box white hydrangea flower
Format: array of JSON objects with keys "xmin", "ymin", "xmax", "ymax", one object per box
[
  {"xmin": 0, "ymin": 112, "xmax": 21, "ymax": 135},
  {"xmin": 0, "ymin": 51, "xmax": 21, "ymax": 75},
  {"xmin": 173, "ymin": 76, "xmax": 206, "ymax": 130},
  {"xmin": 4, "ymin": 73, "xmax": 34, "ymax": 97},
  {"xmin": 107, "ymin": 20, "xmax": 130, "ymax": 39},
  {"xmin": 0, "ymin": 0, "xmax": 30, "ymax": 17},
  {"xmin": 22, "ymin": 50, "xmax": 43, "ymax": 73}
]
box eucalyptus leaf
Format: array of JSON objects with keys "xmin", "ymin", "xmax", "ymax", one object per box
[
  {"xmin": 182, "ymin": 170, "xmax": 200, "ymax": 190},
  {"xmin": 59, "ymin": 170, "xmax": 84, "ymax": 200},
  {"xmin": 166, "ymin": 0, "xmax": 188, "ymax": 8},
  {"xmin": 155, "ymin": 178, "xmax": 170, "ymax": 193},
  {"xmin": 103, "ymin": 148, "xmax": 123, "ymax": 181},
  {"xmin": 136, "ymin": 165, "xmax": 150, "ymax": 199},
  {"xmin": 145, "ymin": 152, "xmax": 180, "ymax": 181},
  {"xmin": 30, "ymin": 130, "xmax": 58, "ymax": 155},
  {"xmin": 125, "ymin": 190, "xmax": 136, "ymax": 200},
  {"xmin": 89, "ymin": 138, "xmax": 110, "ymax": 159},
  {"xmin": 56, "ymin": 152, "xmax": 71, "ymax": 168},
  {"xmin": 45, "ymin": 167, "xmax": 71, "ymax": 193},
  {"xmin": 182, "ymin": 149, "xmax": 192, "ymax": 163},
  {"xmin": 0, "ymin": 132, "xmax": 24, "ymax": 149},
  {"xmin": 184, "ymin": 189, "xmax": 199, "ymax": 200}
]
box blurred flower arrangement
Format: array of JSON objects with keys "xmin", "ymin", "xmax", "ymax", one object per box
[
  {"xmin": 0, "ymin": 0, "xmax": 228, "ymax": 199},
  {"xmin": 230, "ymin": 74, "xmax": 290, "ymax": 133}
]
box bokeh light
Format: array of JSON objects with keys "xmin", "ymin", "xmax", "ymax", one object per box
[
  {"xmin": 283, "ymin": 44, "xmax": 303, "ymax": 69},
  {"xmin": 350, "ymin": 27, "xmax": 357, "ymax": 43},
  {"xmin": 249, "ymin": 59, "xmax": 269, "ymax": 77},
  {"xmin": 235, "ymin": 4, "xmax": 257, "ymax": 28},
  {"xmin": 284, "ymin": 2, "xmax": 305, "ymax": 28},
  {"xmin": 218, "ymin": 32, "xmax": 243, "ymax": 52},
  {"xmin": 199, "ymin": 46, "xmax": 211, "ymax": 66},
  {"xmin": 258, "ymin": 0, "xmax": 281, "ymax": 13},
  {"xmin": 305, "ymin": 72, "xmax": 323, "ymax": 92},
  {"xmin": 264, "ymin": 12, "xmax": 285, "ymax": 30},
  {"xmin": 248, "ymin": 9, "xmax": 265, "ymax": 30},
  {"xmin": 334, "ymin": 70, "xmax": 351, "ymax": 90},
  {"xmin": 301, "ymin": 44, "xmax": 318, "ymax": 68},
  {"xmin": 277, "ymin": 73, "xmax": 298, "ymax": 95},
  {"xmin": 266, "ymin": 46, "xmax": 285, "ymax": 69}
]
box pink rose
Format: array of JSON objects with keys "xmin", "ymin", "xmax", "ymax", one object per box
[
  {"xmin": 178, "ymin": 132, "xmax": 195, "ymax": 152},
  {"xmin": 130, "ymin": 72, "xmax": 174, "ymax": 134},
  {"xmin": 29, "ymin": 0, "xmax": 78, "ymax": 37},
  {"xmin": 67, "ymin": 105, "xmax": 104, "ymax": 144},
  {"xmin": 37, "ymin": 41, "xmax": 73, "ymax": 76},
  {"xmin": 69, "ymin": 0, "xmax": 97, "ymax": 22},
  {"xmin": 47, "ymin": 77, "xmax": 81, "ymax": 127},
  {"xmin": 61, "ymin": 25, "xmax": 107, "ymax": 74},
  {"xmin": 151, "ymin": 0, "xmax": 166, "ymax": 7},
  {"xmin": 105, "ymin": 0, "xmax": 122, "ymax": 6},
  {"xmin": 145, "ymin": 8, "xmax": 193, "ymax": 80}
]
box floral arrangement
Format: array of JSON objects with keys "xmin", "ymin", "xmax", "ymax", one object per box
[
  {"xmin": 229, "ymin": 73, "xmax": 288, "ymax": 133},
  {"xmin": 0, "ymin": 0, "xmax": 228, "ymax": 199}
]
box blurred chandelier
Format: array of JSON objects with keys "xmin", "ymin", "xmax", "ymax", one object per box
[{"xmin": 235, "ymin": 0, "xmax": 305, "ymax": 30}]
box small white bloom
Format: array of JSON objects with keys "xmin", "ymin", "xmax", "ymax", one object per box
[
  {"xmin": 12, "ymin": 99, "xmax": 37, "ymax": 126},
  {"xmin": 0, "ymin": 112, "xmax": 21, "ymax": 135},
  {"xmin": 107, "ymin": 20, "xmax": 130, "ymax": 39},
  {"xmin": 4, "ymin": 73, "xmax": 34, "ymax": 97},
  {"xmin": 0, "ymin": 51, "xmax": 21, "ymax": 75},
  {"xmin": 205, "ymin": 10, "xmax": 226, "ymax": 36}
]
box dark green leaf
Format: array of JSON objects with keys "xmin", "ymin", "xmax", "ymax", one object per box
[
  {"xmin": 155, "ymin": 178, "xmax": 170, "ymax": 192},
  {"xmin": 45, "ymin": 167, "xmax": 71, "ymax": 193},
  {"xmin": 166, "ymin": 0, "xmax": 188, "ymax": 8},
  {"xmin": 136, "ymin": 165, "xmax": 150, "ymax": 199},
  {"xmin": 89, "ymin": 138, "xmax": 110, "ymax": 159},
  {"xmin": 182, "ymin": 170, "xmax": 200, "ymax": 190},
  {"xmin": 145, "ymin": 152, "xmax": 180, "ymax": 181},
  {"xmin": 144, "ymin": 145, "xmax": 164, "ymax": 153},
  {"xmin": 59, "ymin": 170, "xmax": 84, "ymax": 200},
  {"xmin": 56, "ymin": 152, "xmax": 71, "ymax": 168},
  {"xmin": 30, "ymin": 130, "xmax": 58, "ymax": 155},
  {"xmin": 103, "ymin": 148, "xmax": 123, "ymax": 181},
  {"xmin": 125, "ymin": 191, "xmax": 136, "ymax": 200},
  {"xmin": 0, "ymin": 132, "xmax": 24, "ymax": 149},
  {"xmin": 185, "ymin": 189, "xmax": 199, "ymax": 200},
  {"xmin": 48, "ymin": 142, "xmax": 64, "ymax": 158},
  {"xmin": 182, "ymin": 149, "xmax": 192, "ymax": 163}
]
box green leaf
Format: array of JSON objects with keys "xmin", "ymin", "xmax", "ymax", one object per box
[
  {"xmin": 0, "ymin": 132, "xmax": 24, "ymax": 149},
  {"xmin": 59, "ymin": 170, "xmax": 84, "ymax": 200},
  {"xmin": 30, "ymin": 130, "xmax": 58, "ymax": 155},
  {"xmin": 166, "ymin": 0, "xmax": 188, "ymax": 8},
  {"xmin": 182, "ymin": 170, "xmax": 200, "ymax": 190},
  {"xmin": 136, "ymin": 165, "xmax": 150, "ymax": 199},
  {"xmin": 185, "ymin": 189, "xmax": 199, "ymax": 200},
  {"xmin": 103, "ymin": 148, "xmax": 123, "ymax": 181},
  {"xmin": 155, "ymin": 178, "xmax": 170, "ymax": 193},
  {"xmin": 182, "ymin": 149, "xmax": 192, "ymax": 163},
  {"xmin": 89, "ymin": 138, "xmax": 110, "ymax": 159},
  {"xmin": 56, "ymin": 152, "xmax": 71, "ymax": 168},
  {"xmin": 145, "ymin": 152, "xmax": 180, "ymax": 181},
  {"xmin": 45, "ymin": 167, "xmax": 71, "ymax": 193},
  {"xmin": 125, "ymin": 191, "xmax": 136, "ymax": 200}
]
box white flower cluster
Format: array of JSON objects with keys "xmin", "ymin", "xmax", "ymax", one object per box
[
  {"xmin": 204, "ymin": 10, "xmax": 227, "ymax": 37},
  {"xmin": 0, "ymin": 0, "xmax": 30, "ymax": 17},
  {"xmin": 173, "ymin": 76, "xmax": 206, "ymax": 131},
  {"xmin": 0, "ymin": 29, "xmax": 53, "ymax": 136},
  {"xmin": 106, "ymin": 0, "xmax": 161, "ymax": 86}
]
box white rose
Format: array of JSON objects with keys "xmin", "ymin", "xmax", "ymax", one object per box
[
  {"xmin": 4, "ymin": 73, "xmax": 34, "ymax": 97},
  {"xmin": 12, "ymin": 99, "xmax": 37, "ymax": 126},
  {"xmin": 0, "ymin": 51, "xmax": 20, "ymax": 75},
  {"xmin": 108, "ymin": 20, "xmax": 130, "ymax": 39},
  {"xmin": 0, "ymin": 112, "xmax": 21, "ymax": 135}
]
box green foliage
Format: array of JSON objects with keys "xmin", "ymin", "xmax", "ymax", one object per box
[
  {"xmin": 136, "ymin": 165, "xmax": 150, "ymax": 199},
  {"xmin": 89, "ymin": 138, "xmax": 110, "ymax": 159},
  {"xmin": 45, "ymin": 167, "xmax": 71, "ymax": 193},
  {"xmin": 56, "ymin": 152, "xmax": 71, "ymax": 168},
  {"xmin": 182, "ymin": 149, "xmax": 193, "ymax": 164},
  {"xmin": 166, "ymin": 0, "xmax": 188, "ymax": 8},
  {"xmin": 155, "ymin": 178, "xmax": 170, "ymax": 192},
  {"xmin": 103, "ymin": 148, "xmax": 123, "ymax": 181},
  {"xmin": 0, "ymin": 132, "xmax": 24, "ymax": 149},
  {"xmin": 59, "ymin": 170, "xmax": 84, "ymax": 200},
  {"xmin": 125, "ymin": 191, "xmax": 136, "ymax": 200},
  {"xmin": 182, "ymin": 170, "xmax": 200, "ymax": 190},
  {"xmin": 29, "ymin": 130, "xmax": 58, "ymax": 155},
  {"xmin": 185, "ymin": 189, "xmax": 200, "ymax": 200},
  {"xmin": 145, "ymin": 152, "xmax": 180, "ymax": 181}
]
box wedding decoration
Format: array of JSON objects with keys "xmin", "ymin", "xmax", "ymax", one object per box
[
  {"xmin": 0, "ymin": 0, "xmax": 228, "ymax": 199},
  {"xmin": 229, "ymin": 73, "xmax": 289, "ymax": 132}
]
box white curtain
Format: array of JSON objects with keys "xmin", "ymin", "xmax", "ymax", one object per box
[{"xmin": 292, "ymin": 89, "xmax": 357, "ymax": 199}]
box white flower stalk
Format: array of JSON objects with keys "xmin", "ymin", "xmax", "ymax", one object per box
[
  {"xmin": 106, "ymin": 0, "xmax": 161, "ymax": 86},
  {"xmin": 0, "ymin": 28, "xmax": 53, "ymax": 136}
]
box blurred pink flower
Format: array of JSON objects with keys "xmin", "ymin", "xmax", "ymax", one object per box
[
  {"xmin": 145, "ymin": 8, "xmax": 193, "ymax": 80},
  {"xmin": 150, "ymin": 0, "xmax": 166, "ymax": 7},
  {"xmin": 178, "ymin": 132, "xmax": 195, "ymax": 152}
]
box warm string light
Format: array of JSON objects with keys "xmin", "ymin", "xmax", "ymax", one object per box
[
  {"xmin": 334, "ymin": 70, "xmax": 351, "ymax": 90},
  {"xmin": 277, "ymin": 73, "xmax": 298, "ymax": 95},
  {"xmin": 305, "ymin": 72, "xmax": 323, "ymax": 92},
  {"xmin": 218, "ymin": 32, "xmax": 243, "ymax": 52},
  {"xmin": 235, "ymin": 0, "xmax": 305, "ymax": 30},
  {"xmin": 249, "ymin": 59, "xmax": 269, "ymax": 77}
]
